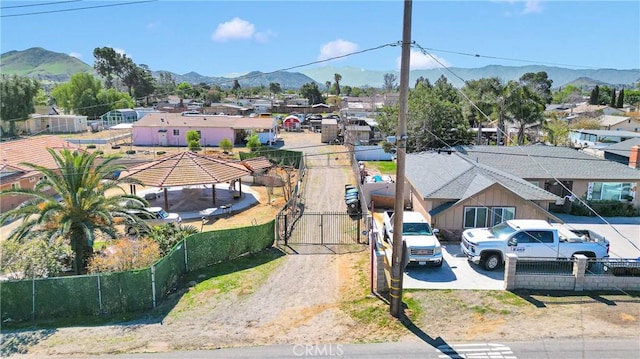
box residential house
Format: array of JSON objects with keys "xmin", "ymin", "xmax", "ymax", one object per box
[
  {"xmin": 23, "ymin": 114, "xmax": 88, "ymax": 134},
  {"xmin": 397, "ymin": 144, "xmax": 640, "ymax": 238},
  {"xmin": 569, "ymin": 129, "xmax": 640, "ymax": 148},
  {"xmin": 603, "ymin": 139, "xmax": 640, "ymax": 166},
  {"xmin": 456, "ymin": 145, "xmax": 640, "ymax": 208},
  {"xmin": 344, "ymin": 125, "xmax": 372, "ymax": 145},
  {"xmin": 0, "ymin": 136, "xmax": 79, "ymax": 212},
  {"xmin": 206, "ymin": 103, "xmax": 251, "ymax": 116},
  {"xmin": 598, "ymin": 115, "xmax": 640, "ymax": 132},
  {"xmin": 403, "ymin": 151, "xmax": 561, "ymax": 239},
  {"xmin": 131, "ymin": 112, "xmax": 277, "ymax": 147}
]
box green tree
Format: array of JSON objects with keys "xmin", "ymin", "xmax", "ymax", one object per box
[
  {"xmin": 300, "ymin": 82, "xmax": 324, "ymax": 105},
  {"xmin": 334, "ymin": 73, "xmax": 342, "ymax": 96},
  {"xmin": 157, "ymin": 71, "xmax": 176, "ymax": 96},
  {"xmin": 325, "ymin": 81, "xmax": 332, "ymax": 96},
  {"xmin": 0, "ymin": 74, "xmax": 41, "ymax": 136},
  {"xmin": 542, "ymin": 116, "xmax": 569, "ymax": 146},
  {"xmin": 383, "ymin": 73, "xmax": 398, "ymax": 92},
  {"xmin": 506, "ymin": 81, "xmax": 545, "ymax": 145},
  {"xmin": 552, "ymin": 85, "xmax": 583, "ymax": 104},
  {"xmin": 0, "ymin": 235, "xmax": 73, "ymax": 279},
  {"xmin": 616, "ymin": 89, "xmax": 624, "ymax": 108},
  {"xmin": 609, "ymin": 88, "xmax": 616, "ymax": 107},
  {"xmin": 205, "ymin": 87, "xmax": 223, "ymax": 105},
  {"xmin": 0, "ymin": 149, "xmax": 144, "ymax": 274},
  {"xmin": 624, "ymin": 89, "xmax": 640, "ymax": 106},
  {"xmin": 269, "ymin": 82, "xmax": 281, "ymax": 96},
  {"xmin": 144, "ymin": 223, "xmax": 198, "ymax": 256},
  {"xmin": 176, "ymin": 82, "xmax": 193, "ymax": 99},
  {"xmin": 598, "ymin": 85, "xmax": 613, "ymax": 105},
  {"xmin": 375, "ymin": 105, "xmax": 399, "ymax": 138},
  {"xmin": 93, "ymin": 47, "xmax": 122, "ymax": 89},
  {"xmin": 461, "ymin": 77, "xmax": 504, "ymax": 131},
  {"xmin": 519, "ymin": 71, "xmax": 553, "ymax": 104},
  {"xmin": 219, "ymin": 138, "xmax": 233, "ymax": 153},
  {"xmin": 186, "ymin": 129, "xmax": 201, "ymax": 150},
  {"xmin": 232, "ymin": 79, "xmax": 241, "ymax": 95},
  {"xmin": 246, "ymin": 134, "xmax": 261, "ymax": 151},
  {"xmin": 124, "ymin": 64, "xmax": 157, "ymax": 101},
  {"xmin": 589, "ymin": 86, "xmax": 599, "ymax": 105}
]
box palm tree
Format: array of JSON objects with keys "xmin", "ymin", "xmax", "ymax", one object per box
[
  {"xmin": 325, "ymin": 81, "xmax": 332, "ymax": 96},
  {"xmin": 0, "ymin": 148, "xmax": 144, "ymax": 274},
  {"xmin": 334, "ymin": 73, "xmax": 342, "ymax": 96}
]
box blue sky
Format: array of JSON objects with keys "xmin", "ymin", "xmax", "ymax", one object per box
[{"xmin": 1, "ymin": 0, "xmax": 639, "ymax": 77}]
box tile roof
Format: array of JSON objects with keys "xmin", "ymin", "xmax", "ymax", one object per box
[
  {"xmin": 0, "ymin": 136, "xmax": 80, "ymax": 181},
  {"xmin": 405, "ymin": 152, "xmax": 558, "ymax": 202},
  {"xmin": 120, "ymin": 151, "xmax": 250, "ymax": 187},
  {"xmin": 240, "ymin": 156, "xmax": 274, "ymax": 172},
  {"xmin": 456, "ymin": 145, "xmax": 640, "ymax": 180}
]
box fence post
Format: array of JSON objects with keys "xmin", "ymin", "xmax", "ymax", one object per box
[
  {"xmin": 32, "ymin": 277, "xmax": 36, "ymax": 320},
  {"xmin": 321, "ymin": 213, "xmax": 324, "ymax": 245},
  {"xmin": 183, "ymin": 239, "xmax": 189, "ymax": 273},
  {"xmin": 97, "ymin": 273, "xmax": 103, "ymax": 315},
  {"xmin": 284, "ymin": 215, "xmax": 288, "ymax": 245},
  {"xmin": 504, "ymin": 253, "xmax": 518, "ymax": 290},
  {"xmin": 573, "ymin": 254, "xmax": 587, "ymax": 291},
  {"xmin": 151, "ymin": 265, "xmax": 157, "ymax": 308},
  {"xmin": 357, "ymin": 215, "xmax": 361, "ymax": 244}
]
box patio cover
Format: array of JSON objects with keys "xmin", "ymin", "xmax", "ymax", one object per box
[{"xmin": 120, "ymin": 151, "xmax": 250, "ymax": 210}]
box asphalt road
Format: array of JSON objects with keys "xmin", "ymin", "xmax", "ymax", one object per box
[{"xmin": 35, "ymin": 339, "xmax": 640, "ymax": 359}]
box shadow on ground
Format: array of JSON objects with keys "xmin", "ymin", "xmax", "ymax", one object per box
[{"xmin": 0, "ymin": 329, "xmax": 57, "ymax": 357}]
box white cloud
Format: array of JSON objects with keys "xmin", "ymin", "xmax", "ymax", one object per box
[
  {"xmin": 112, "ymin": 47, "xmax": 132, "ymax": 60},
  {"xmin": 317, "ymin": 39, "xmax": 359, "ymax": 62},
  {"xmin": 255, "ymin": 29, "xmax": 276, "ymax": 43},
  {"xmin": 396, "ymin": 50, "xmax": 451, "ymax": 70},
  {"xmin": 522, "ymin": 0, "xmax": 543, "ymax": 14},
  {"xmin": 212, "ymin": 17, "xmax": 255, "ymax": 42},
  {"xmin": 69, "ymin": 52, "xmax": 82, "ymax": 59}
]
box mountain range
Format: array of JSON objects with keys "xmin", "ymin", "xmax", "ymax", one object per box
[{"xmin": 2, "ymin": 47, "xmax": 639, "ymax": 90}]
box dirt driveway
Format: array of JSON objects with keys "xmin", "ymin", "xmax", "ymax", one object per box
[{"xmin": 2, "ymin": 130, "xmax": 639, "ymax": 357}]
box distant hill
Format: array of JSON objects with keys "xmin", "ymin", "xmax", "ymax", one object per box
[
  {"xmin": 0, "ymin": 47, "xmax": 94, "ymax": 83},
  {"xmin": 2, "ymin": 47, "xmax": 639, "ymax": 90},
  {"xmin": 151, "ymin": 70, "xmax": 317, "ymax": 90},
  {"xmin": 300, "ymin": 65, "xmax": 640, "ymax": 89}
]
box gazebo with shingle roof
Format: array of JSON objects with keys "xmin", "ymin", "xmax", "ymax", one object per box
[{"xmin": 120, "ymin": 151, "xmax": 250, "ymax": 210}]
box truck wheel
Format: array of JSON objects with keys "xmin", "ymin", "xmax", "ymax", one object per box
[{"xmin": 481, "ymin": 253, "xmax": 501, "ymax": 271}]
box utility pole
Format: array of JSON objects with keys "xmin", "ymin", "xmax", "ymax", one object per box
[{"xmin": 390, "ymin": 0, "xmax": 412, "ymax": 318}]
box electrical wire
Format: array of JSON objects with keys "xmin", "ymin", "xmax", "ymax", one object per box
[
  {"xmin": 1, "ymin": 0, "xmax": 157, "ymax": 18},
  {"xmin": 410, "ymin": 42, "xmax": 640, "ymax": 256},
  {"xmin": 0, "ymin": 0, "xmax": 81, "ymax": 10}
]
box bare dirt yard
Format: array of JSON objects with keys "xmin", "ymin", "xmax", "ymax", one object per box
[{"xmin": 2, "ymin": 130, "xmax": 639, "ymax": 357}]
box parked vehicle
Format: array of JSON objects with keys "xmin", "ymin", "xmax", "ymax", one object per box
[
  {"xmin": 124, "ymin": 207, "xmax": 182, "ymax": 235},
  {"xmin": 461, "ymin": 219, "xmax": 610, "ymax": 271},
  {"xmin": 345, "ymin": 184, "xmax": 361, "ymax": 215},
  {"xmin": 382, "ymin": 210, "xmax": 443, "ymax": 267}
]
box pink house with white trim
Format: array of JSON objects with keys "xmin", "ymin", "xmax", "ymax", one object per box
[{"xmin": 131, "ymin": 112, "xmax": 277, "ymax": 146}]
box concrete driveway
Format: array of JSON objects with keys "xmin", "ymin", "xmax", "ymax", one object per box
[{"xmin": 403, "ymin": 242, "xmax": 505, "ymax": 290}]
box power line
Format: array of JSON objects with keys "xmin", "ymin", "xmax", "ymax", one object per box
[
  {"xmin": 1, "ymin": 0, "xmax": 157, "ymax": 18},
  {"xmin": 410, "ymin": 42, "xmax": 639, "ymax": 254},
  {"xmin": 421, "ymin": 46, "xmax": 606, "ymax": 70},
  {"xmin": 0, "ymin": 0, "xmax": 82, "ymax": 10}
]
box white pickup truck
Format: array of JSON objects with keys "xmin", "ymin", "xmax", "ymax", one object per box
[
  {"xmin": 382, "ymin": 210, "xmax": 443, "ymax": 267},
  {"xmin": 461, "ymin": 219, "xmax": 610, "ymax": 271}
]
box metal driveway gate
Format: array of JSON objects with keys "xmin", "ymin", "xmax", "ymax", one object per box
[{"xmin": 276, "ymin": 212, "xmax": 361, "ymax": 245}]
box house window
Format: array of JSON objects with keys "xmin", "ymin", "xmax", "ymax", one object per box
[
  {"xmin": 463, "ymin": 207, "xmax": 488, "ymax": 228},
  {"xmin": 11, "ymin": 183, "xmax": 20, "ymax": 190},
  {"xmin": 173, "ymin": 129, "xmax": 180, "ymax": 136},
  {"xmin": 588, "ymin": 182, "xmax": 634, "ymax": 201},
  {"xmin": 490, "ymin": 207, "xmax": 515, "ymax": 226}
]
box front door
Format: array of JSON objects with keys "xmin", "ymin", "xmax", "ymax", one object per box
[{"xmin": 158, "ymin": 132, "xmax": 167, "ymax": 146}]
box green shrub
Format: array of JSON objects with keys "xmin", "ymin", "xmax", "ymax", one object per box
[
  {"xmin": 219, "ymin": 138, "xmax": 233, "ymax": 153},
  {"xmin": 156, "ymin": 151, "xmax": 166, "ymax": 155},
  {"xmin": 570, "ymin": 198, "xmax": 639, "ymax": 217}
]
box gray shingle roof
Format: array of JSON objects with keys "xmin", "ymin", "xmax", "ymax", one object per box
[
  {"xmin": 456, "ymin": 145, "xmax": 640, "ymax": 180},
  {"xmin": 603, "ymin": 138, "xmax": 640, "ymax": 158},
  {"xmin": 405, "ymin": 152, "xmax": 559, "ymax": 202}
]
